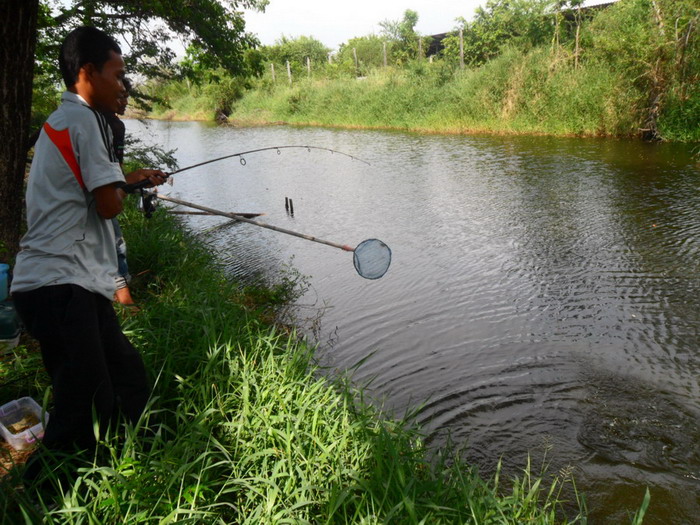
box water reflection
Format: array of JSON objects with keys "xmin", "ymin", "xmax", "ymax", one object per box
[{"xmin": 126, "ymin": 120, "xmax": 700, "ymax": 524}]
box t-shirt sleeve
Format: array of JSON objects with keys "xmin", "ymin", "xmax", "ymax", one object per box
[{"xmin": 75, "ymin": 112, "xmax": 125, "ymax": 192}]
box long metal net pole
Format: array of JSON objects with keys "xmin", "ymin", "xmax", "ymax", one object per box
[{"xmin": 155, "ymin": 193, "xmax": 355, "ymax": 252}]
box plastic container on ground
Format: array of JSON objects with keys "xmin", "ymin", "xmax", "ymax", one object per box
[
  {"xmin": 0, "ymin": 333, "xmax": 20, "ymax": 354},
  {"xmin": 0, "ymin": 397, "xmax": 49, "ymax": 450},
  {"xmin": 0, "ymin": 300, "xmax": 21, "ymax": 355},
  {"xmin": 0, "ymin": 263, "xmax": 8, "ymax": 301}
]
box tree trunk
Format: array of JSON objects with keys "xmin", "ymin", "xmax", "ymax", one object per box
[{"xmin": 0, "ymin": 0, "xmax": 39, "ymax": 260}]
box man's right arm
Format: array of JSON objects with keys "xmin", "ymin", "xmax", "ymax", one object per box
[
  {"xmin": 92, "ymin": 169, "xmax": 167, "ymax": 219},
  {"xmin": 93, "ymin": 183, "xmax": 125, "ymax": 219}
]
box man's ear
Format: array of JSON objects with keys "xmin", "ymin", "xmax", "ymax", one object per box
[{"xmin": 80, "ymin": 63, "xmax": 96, "ymax": 80}]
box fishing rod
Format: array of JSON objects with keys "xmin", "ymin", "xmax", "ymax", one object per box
[
  {"xmin": 149, "ymin": 192, "xmax": 391, "ymax": 280},
  {"xmin": 122, "ymin": 145, "xmax": 370, "ymax": 193}
]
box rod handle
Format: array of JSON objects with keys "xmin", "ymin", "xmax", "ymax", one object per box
[
  {"xmin": 121, "ymin": 178, "xmax": 152, "ymax": 194},
  {"xmin": 121, "ymin": 172, "xmax": 173, "ymax": 194}
]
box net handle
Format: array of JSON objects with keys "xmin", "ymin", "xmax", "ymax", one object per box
[{"xmin": 154, "ymin": 193, "xmax": 355, "ymax": 252}]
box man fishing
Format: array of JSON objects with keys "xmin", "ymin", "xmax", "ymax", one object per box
[
  {"xmin": 11, "ymin": 26, "xmax": 166, "ymax": 488},
  {"xmin": 103, "ymin": 77, "xmax": 137, "ymax": 307}
]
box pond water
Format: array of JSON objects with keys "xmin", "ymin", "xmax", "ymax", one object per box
[{"xmin": 126, "ymin": 119, "xmax": 700, "ymax": 524}]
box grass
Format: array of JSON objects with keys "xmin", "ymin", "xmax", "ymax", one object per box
[
  {"xmin": 0, "ymin": 201, "xmax": 603, "ymax": 523},
  {"xmin": 155, "ymin": 56, "xmax": 648, "ymax": 140},
  {"xmin": 145, "ymin": 30, "xmax": 698, "ymax": 143},
  {"xmin": 227, "ymin": 49, "xmax": 655, "ymax": 140}
]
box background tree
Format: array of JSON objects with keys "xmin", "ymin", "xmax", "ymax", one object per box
[
  {"xmin": 336, "ymin": 35, "xmax": 393, "ymax": 75},
  {"xmin": 588, "ymin": 0, "xmax": 699, "ymax": 140},
  {"xmin": 380, "ymin": 9, "xmax": 421, "ymax": 64},
  {"xmin": 263, "ymin": 35, "xmax": 331, "ymax": 77},
  {"xmin": 0, "ymin": 1, "xmax": 39, "ymax": 261},
  {"xmin": 0, "ymin": 0, "xmax": 267, "ymax": 260},
  {"xmin": 442, "ymin": 0, "xmax": 554, "ymax": 67},
  {"xmin": 178, "ymin": 42, "xmax": 265, "ymax": 118},
  {"xmin": 550, "ymin": 0, "xmax": 585, "ymax": 66},
  {"xmin": 181, "ymin": 43, "xmax": 265, "ymax": 86},
  {"xmin": 440, "ymin": 17, "xmax": 469, "ymax": 67}
]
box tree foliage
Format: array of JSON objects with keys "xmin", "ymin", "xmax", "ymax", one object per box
[
  {"xmin": 442, "ymin": 0, "xmax": 555, "ymax": 67},
  {"xmin": 0, "ymin": 0, "xmax": 268, "ymax": 258},
  {"xmin": 336, "ymin": 35, "xmax": 393, "ymax": 74},
  {"xmin": 40, "ymin": 0, "xmax": 267, "ymax": 79},
  {"xmin": 262, "ymin": 35, "xmax": 331, "ymax": 74},
  {"xmin": 380, "ymin": 9, "xmax": 422, "ymax": 62},
  {"xmin": 181, "ymin": 43, "xmax": 266, "ymax": 85},
  {"xmin": 587, "ymin": 0, "xmax": 699, "ymax": 139}
]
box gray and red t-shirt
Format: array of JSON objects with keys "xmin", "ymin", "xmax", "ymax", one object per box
[{"xmin": 12, "ymin": 91, "xmax": 126, "ymax": 300}]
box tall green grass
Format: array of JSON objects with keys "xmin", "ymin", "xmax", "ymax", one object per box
[
  {"xmin": 140, "ymin": 0, "xmax": 699, "ymax": 142},
  {"xmin": 0, "ymin": 203, "xmax": 603, "ymax": 523},
  {"xmin": 146, "ymin": 80, "xmax": 221, "ymax": 121},
  {"xmin": 149, "ymin": 33, "xmax": 696, "ymax": 143},
  {"xmin": 228, "ymin": 48, "xmax": 654, "ymax": 140}
]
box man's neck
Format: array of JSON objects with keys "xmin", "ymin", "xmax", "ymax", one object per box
[{"xmin": 69, "ymin": 84, "xmax": 97, "ymax": 110}]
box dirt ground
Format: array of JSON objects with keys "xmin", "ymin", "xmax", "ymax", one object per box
[{"xmin": 0, "ymin": 441, "xmax": 33, "ymax": 479}]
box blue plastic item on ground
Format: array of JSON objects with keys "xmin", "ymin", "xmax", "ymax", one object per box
[
  {"xmin": 0, "ymin": 263, "xmax": 8, "ymax": 301},
  {"xmin": 0, "ymin": 300, "xmax": 20, "ymax": 353}
]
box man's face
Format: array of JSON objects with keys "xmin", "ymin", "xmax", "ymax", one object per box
[
  {"xmin": 88, "ymin": 50, "xmax": 126, "ymax": 113},
  {"xmin": 116, "ymin": 92, "xmax": 128, "ymax": 116}
]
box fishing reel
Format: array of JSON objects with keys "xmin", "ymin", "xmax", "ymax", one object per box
[
  {"xmin": 137, "ymin": 190, "xmax": 158, "ymax": 219},
  {"xmin": 120, "ymin": 179, "xmax": 159, "ymax": 219}
]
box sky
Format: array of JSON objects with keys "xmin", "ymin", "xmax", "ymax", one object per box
[{"xmin": 242, "ymin": 0, "xmax": 490, "ymax": 50}]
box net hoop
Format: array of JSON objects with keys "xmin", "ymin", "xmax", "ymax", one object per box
[{"xmin": 353, "ymin": 238, "xmax": 391, "ymax": 280}]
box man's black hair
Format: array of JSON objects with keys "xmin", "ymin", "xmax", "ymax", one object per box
[{"xmin": 59, "ymin": 26, "xmax": 122, "ymax": 88}]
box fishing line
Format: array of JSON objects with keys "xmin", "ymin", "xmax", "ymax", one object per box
[
  {"xmin": 122, "ymin": 145, "xmax": 369, "ymax": 193},
  {"xmin": 150, "ymin": 192, "xmax": 391, "ymax": 280},
  {"xmin": 170, "ymin": 145, "xmax": 370, "ymax": 174}
]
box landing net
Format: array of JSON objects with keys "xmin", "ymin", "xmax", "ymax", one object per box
[{"xmin": 353, "ymin": 239, "xmax": 392, "ymax": 280}]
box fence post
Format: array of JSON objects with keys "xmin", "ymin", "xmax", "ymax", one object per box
[
  {"xmin": 418, "ymin": 37, "xmax": 423, "ymax": 60},
  {"xmin": 353, "ymin": 47, "xmax": 359, "ymax": 76},
  {"xmin": 286, "ymin": 60, "xmax": 292, "ymax": 86},
  {"xmin": 383, "ymin": 41, "xmax": 387, "ymax": 67},
  {"xmin": 307, "ymin": 56, "xmax": 311, "ymax": 78},
  {"xmin": 459, "ymin": 29, "xmax": 465, "ymax": 70},
  {"xmin": 270, "ymin": 62, "xmax": 276, "ymax": 82}
]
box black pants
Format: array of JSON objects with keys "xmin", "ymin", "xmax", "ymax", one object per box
[{"xmin": 13, "ymin": 284, "xmax": 150, "ymax": 453}]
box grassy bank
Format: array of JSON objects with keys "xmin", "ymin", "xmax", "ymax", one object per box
[
  {"xmin": 0, "ymin": 201, "xmax": 605, "ymax": 523},
  {"xmin": 149, "ymin": 45, "xmax": 698, "ymax": 141},
  {"xmin": 145, "ymin": 0, "xmax": 699, "ymax": 143},
  {"xmin": 229, "ymin": 48, "xmax": 644, "ymax": 138}
]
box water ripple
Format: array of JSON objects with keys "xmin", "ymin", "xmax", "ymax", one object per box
[{"xmin": 127, "ymin": 120, "xmax": 700, "ymax": 524}]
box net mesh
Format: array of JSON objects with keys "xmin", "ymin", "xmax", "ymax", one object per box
[{"xmin": 353, "ymin": 239, "xmax": 391, "ymax": 279}]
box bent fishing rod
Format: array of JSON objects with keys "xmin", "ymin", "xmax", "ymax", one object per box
[
  {"xmin": 122, "ymin": 145, "xmax": 370, "ymax": 193},
  {"xmin": 145, "ymin": 192, "xmax": 391, "ymax": 280}
]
